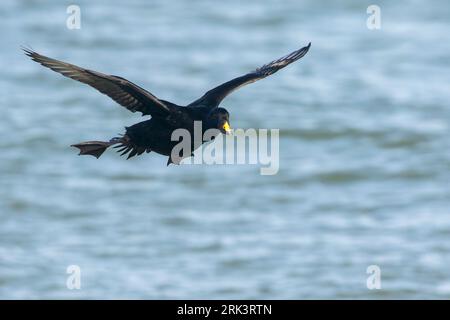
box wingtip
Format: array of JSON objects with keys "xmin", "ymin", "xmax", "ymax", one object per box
[{"xmin": 21, "ymin": 45, "xmax": 36, "ymax": 58}]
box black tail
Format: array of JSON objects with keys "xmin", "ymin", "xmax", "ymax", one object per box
[{"xmin": 71, "ymin": 138, "xmax": 122, "ymax": 159}]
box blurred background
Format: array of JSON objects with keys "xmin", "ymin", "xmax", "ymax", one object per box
[{"xmin": 0, "ymin": 0, "xmax": 449, "ymax": 299}]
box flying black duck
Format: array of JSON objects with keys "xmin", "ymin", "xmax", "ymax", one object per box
[{"xmin": 24, "ymin": 43, "xmax": 310, "ymax": 165}]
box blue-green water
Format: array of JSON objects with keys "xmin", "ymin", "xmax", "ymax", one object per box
[{"xmin": 0, "ymin": 0, "xmax": 449, "ymax": 299}]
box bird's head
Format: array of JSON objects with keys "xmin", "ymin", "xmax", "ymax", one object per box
[{"xmin": 207, "ymin": 107, "xmax": 232, "ymax": 135}]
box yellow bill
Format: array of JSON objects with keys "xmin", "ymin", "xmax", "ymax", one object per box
[{"xmin": 222, "ymin": 121, "xmax": 232, "ymax": 134}]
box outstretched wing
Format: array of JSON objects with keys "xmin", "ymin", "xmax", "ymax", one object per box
[
  {"xmin": 189, "ymin": 43, "xmax": 311, "ymax": 109},
  {"xmin": 23, "ymin": 48, "xmax": 171, "ymax": 117}
]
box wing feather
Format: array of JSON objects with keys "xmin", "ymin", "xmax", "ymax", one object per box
[
  {"xmin": 189, "ymin": 43, "xmax": 311, "ymax": 108},
  {"xmin": 23, "ymin": 48, "xmax": 171, "ymax": 117}
]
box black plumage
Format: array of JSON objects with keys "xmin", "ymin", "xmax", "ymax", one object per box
[{"xmin": 23, "ymin": 43, "xmax": 310, "ymax": 165}]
